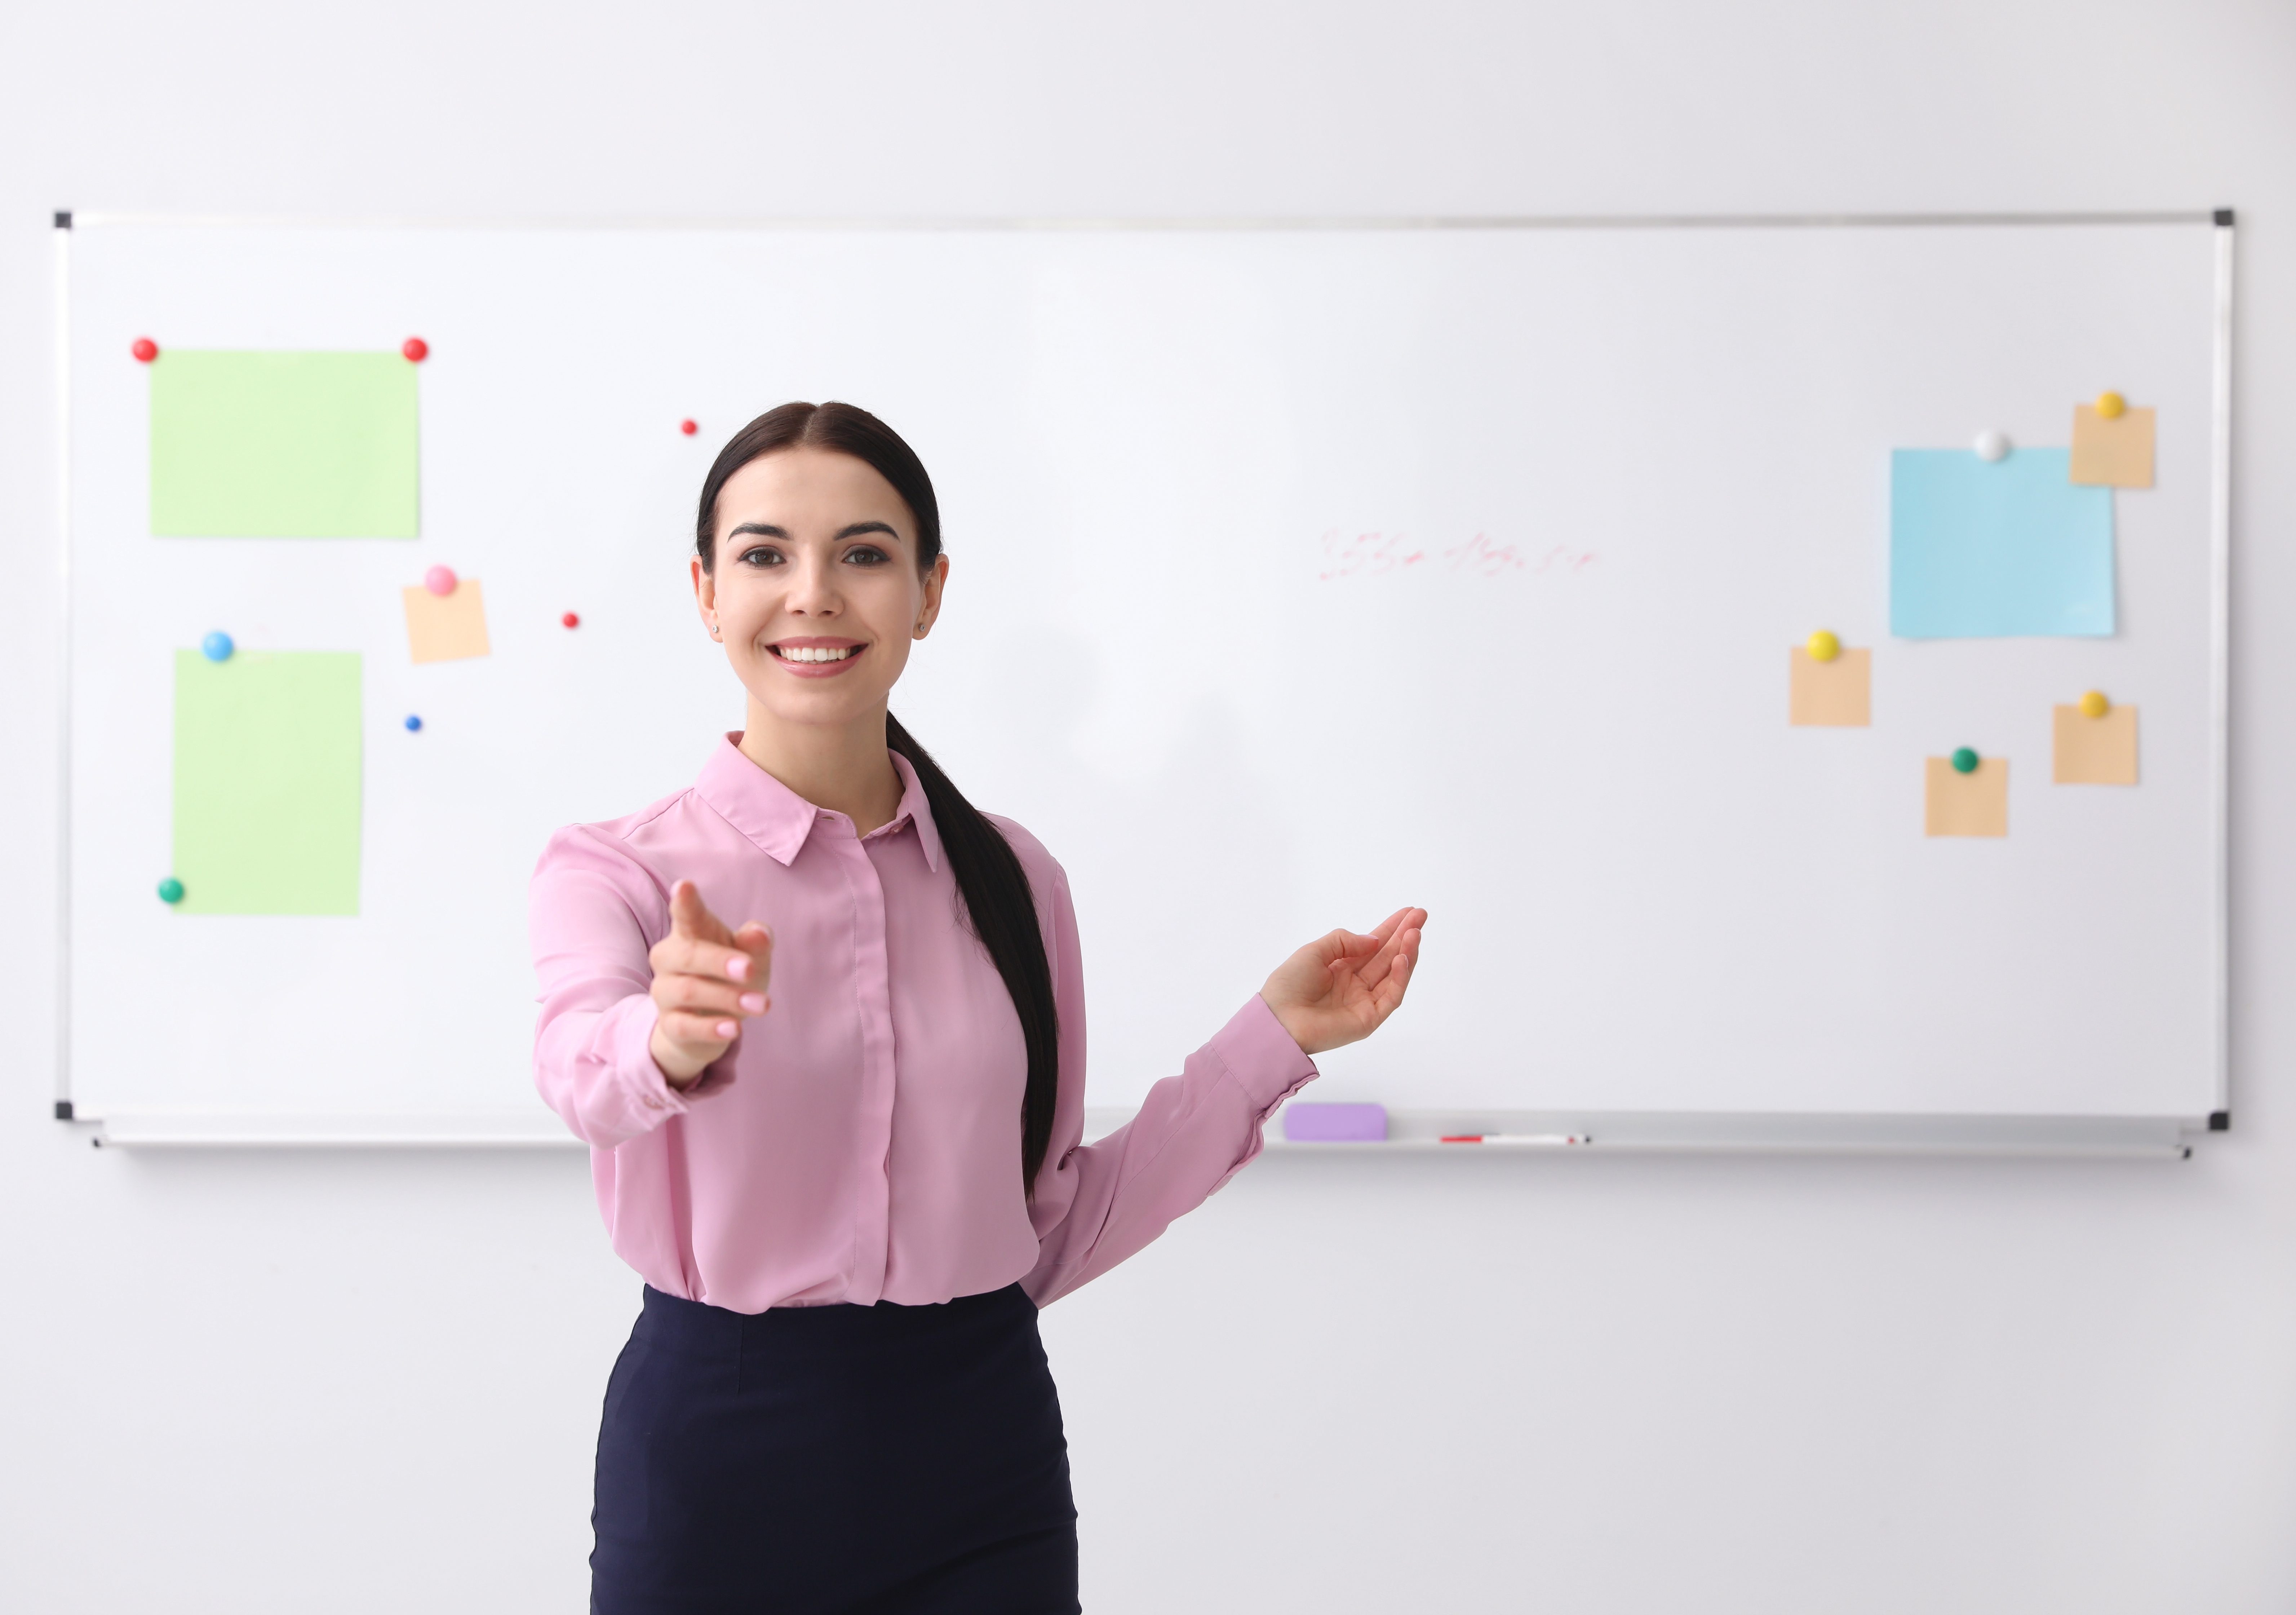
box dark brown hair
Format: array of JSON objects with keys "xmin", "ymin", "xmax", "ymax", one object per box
[{"xmin": 696, "ymin": 402, "xmax": 1060, "ymax": 1196}]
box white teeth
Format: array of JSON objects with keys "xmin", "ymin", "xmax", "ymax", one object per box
[{"xmin": 780, "ymin": 645, "xmax": 855, "ymax": 663}]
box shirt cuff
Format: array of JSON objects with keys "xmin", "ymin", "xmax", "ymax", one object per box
[
  {"xmin": 1211, "ymin": 995, "xmax": 1320, "ymax": 1114},
  {"xmin": 604, "ymin": 994, "xmax": 737, "ymax": 1121}
]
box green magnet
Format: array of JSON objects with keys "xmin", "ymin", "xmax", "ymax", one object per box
[
  {"xmin": 1950, "ymin": 747, "xmax": 1980, "ymax": 774},
  {"xmin": 157, "ymin": 877, "xmax": 185, "ymax": 904}
]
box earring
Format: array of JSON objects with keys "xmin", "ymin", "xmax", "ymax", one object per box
[{"xmin": 710, "ymin": 623, "xmax": 721, "ymax": 638}]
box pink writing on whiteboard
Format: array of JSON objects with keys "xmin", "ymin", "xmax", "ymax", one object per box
[{"xmin": 1317, "ymin": 529, "xmax": 1597, "ymax": 583}]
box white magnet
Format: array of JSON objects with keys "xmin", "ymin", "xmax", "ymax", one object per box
[{"xmin": 1974, "ymin": 429, "xmax": 2009, "ymax": 462}]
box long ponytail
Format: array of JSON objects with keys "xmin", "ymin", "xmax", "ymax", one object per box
[
  {"xmin": 883, "ymin": 714, "xmax": 1060, "ymax": 1196},
  {"xmin": 695, "ymin": 402, "xmax": 1061, "ymax": 1195}
]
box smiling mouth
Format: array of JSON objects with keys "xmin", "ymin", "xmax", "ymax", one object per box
[{"xmin": 769, "ymin": 644, "xmax": 862, "ymax": 663}]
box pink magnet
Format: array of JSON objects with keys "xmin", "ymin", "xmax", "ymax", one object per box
[{"xmin": 424, "ymin": 565, "xmax": 458, "ymax": 597}]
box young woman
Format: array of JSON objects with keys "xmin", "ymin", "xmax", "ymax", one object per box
[{"xmin": 531, "ymin": 402, "xmax": 1426, "ymax": 1614}]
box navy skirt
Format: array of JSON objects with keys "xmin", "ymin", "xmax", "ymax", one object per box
[{"xmin": 592, "ymin": 1282, "xmax": 1078, "ymax": 1615}]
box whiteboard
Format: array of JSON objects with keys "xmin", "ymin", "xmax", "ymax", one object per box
[{"xmin": 57, "ymin": 214, "xmax": 2230, "ymax": 1149}]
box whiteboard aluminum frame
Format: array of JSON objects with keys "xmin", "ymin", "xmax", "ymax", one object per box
[
  {"xmin": 51, "ymin": 216, "xmax": 75, "ymax": 1123},
  {"xmin": 53, "ymin": 209, "xmax": 2237, "ymax": 1153},
  {"xmin": 65, "ymin": 209, "xmax": 2216, "ymax": 232},
  {"xmin": 89, "ymin": 1107, "xmax": 2194, "ymax": 1158},
  {"xmin": 2207, "ymin": 214, "xmax": 2236, "ymax": 1126}
]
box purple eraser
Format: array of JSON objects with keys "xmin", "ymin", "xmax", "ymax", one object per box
[{"xmin": 1282, "ymin": 1102, "xmax": 1388, "ymax": 1143}]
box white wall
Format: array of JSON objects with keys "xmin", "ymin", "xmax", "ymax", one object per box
[{"xmin": 1, "ymin": 3, "xmax": 2291, "ymax": 1610}]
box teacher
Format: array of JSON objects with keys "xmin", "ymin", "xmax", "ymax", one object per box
[{"xmin": 531, "ymin": 401, "xmax": 1426, "ymax": 1614}]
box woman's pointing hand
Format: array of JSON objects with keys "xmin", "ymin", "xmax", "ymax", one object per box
[
  {"xmin": 1259, "ymin": 907, "xmax": 1427, "ymax": 1057},
  {"xmin": 647, "ymin": 879, "xmax": 774, "ymax": 1087}
]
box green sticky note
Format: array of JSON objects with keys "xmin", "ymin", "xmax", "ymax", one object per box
[
  {"xmin": 172, "ymin": 650, "xmax": 363, "ymax": 915},
  {"xmin": 150, "ymin": 351, "xmax": 419, "ymax": 537}
]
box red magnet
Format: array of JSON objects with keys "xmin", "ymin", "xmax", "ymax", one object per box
[
  {"xmin": 424, "ymin": 564, "xmax": 457, "ymax": 597},
  {"xmin": 561, "ymin": 611, "xmax": 580, "ymax": 629},
  {"xmin": 402, "ymin": 336, "xmax": 429, "ymax": 362},
  {"xmin": 131, "ymin": 337, "xmax": 158, "ymax": 362},
  {"xmin": 679, "ymin": 419, "xmax": 698, "ymax": 435}
]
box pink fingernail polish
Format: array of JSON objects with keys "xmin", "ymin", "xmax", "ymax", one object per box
[
  {"xmin": 726, "ymin": 955, "xmax": 749, "ymax": 982},
  {"xmin": 740, "ymin": 993, "xmax": 766, "ymax": 1013},
  {"xmin": 714, "ymin": 1021, "xmax": 737, "ymax": 1039}
]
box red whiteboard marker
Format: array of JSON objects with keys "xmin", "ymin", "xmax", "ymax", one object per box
[{"xmin": 1440, "ymin": 1133, "xmax": 1592, "ymax": 1146}]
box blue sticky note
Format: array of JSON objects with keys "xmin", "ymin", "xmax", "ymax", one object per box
[{"xmin": 1890, "ymin": 448, "xmax": 2115, "ymax": 638}]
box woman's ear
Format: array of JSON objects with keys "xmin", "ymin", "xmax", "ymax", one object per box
[
  {"xmin": 692, "ymin": 557, "xmax": 720, "ymax": 639},
  {"xmin": 914, "ymin": 553, "xmax": 950, "ymax": 639}
]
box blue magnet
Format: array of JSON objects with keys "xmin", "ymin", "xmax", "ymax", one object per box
[
  {"xmin": 404, "ymin": 714, "xmax": 423, "ymax": 732},
  {"xmin": 200, "ymin": 631, "xmax": 234, "ymax": 662}
]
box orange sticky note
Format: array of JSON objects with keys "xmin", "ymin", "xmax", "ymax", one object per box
[
  {"xmin": 2069, "ymin": 404, "xmax": 2155, "ymax": 488},
  {"xmin": 2053, "ymin": 704, "xmax": 2138, "ymax": 784},
  {"xmin": 1925, "ymin": 756, "xmax": 2007, "ymax": 837},
  {"xmin": 1789, "ymin": 646, "xmax": 1870, "ymax": 726},
  {"xmin": 401, "ymin": 579, "xmax": 491, "ymax": 664}
]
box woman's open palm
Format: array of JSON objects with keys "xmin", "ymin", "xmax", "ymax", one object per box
[{"xmin": 1260, "ymin": 907, "xmax": 1427, "ymax": 1056}]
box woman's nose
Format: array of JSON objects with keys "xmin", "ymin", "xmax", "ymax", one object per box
[{"xmin": 785, "ymin": 556, "xmax": 840, "ymax": 615}]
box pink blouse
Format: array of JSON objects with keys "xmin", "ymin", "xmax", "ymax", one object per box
[{"xmin": 529, "ymin": 736, "xmax": 1319, "ymax": 1314}]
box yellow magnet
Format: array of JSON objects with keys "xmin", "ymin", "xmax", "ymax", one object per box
[
  {"xmin": 2079, "ymin": 689, "xmax": 2110, "ymax": 719},
  {"xmin": 2096, "ymin": 390, "xmax": 2127, "ymax": 420},
  {"xmin": 1807, "ymin": 629, "xmax": 1841, "ymax": 663}
]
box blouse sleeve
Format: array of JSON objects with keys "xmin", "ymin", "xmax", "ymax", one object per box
[
  {"xmin": 1021, "ymin": 855, "xmax": 1317, "ymax": 1305},
  {"xmin": 529, "ymin": 824, "xmax": 737, "ymax": 1150}
]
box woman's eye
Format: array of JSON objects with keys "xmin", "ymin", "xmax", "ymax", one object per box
[
  {"xmin": 842, "ymin": 546, "xmax": 889, "ymax": 567},
  {"xmin": 740, "ymin": 547, "xmax": 783, "ymax": 567}
]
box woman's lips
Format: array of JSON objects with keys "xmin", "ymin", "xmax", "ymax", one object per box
[{"xmin": 766, "ymin": 641, "xmax": 866, "ymax": 680}]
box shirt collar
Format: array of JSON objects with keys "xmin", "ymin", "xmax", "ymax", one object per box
[{"xmin": 695, "ymin": 734, "xmax": 943, "ymax": 872}]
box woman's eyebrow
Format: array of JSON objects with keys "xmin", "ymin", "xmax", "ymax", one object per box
[{"xmin": 724, "ymin": 521, "xmax": 899, "ymax": 541}]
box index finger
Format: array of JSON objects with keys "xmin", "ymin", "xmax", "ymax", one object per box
[
  {"xmin": 1364, "ymin": 906, "xmax": 1424, "ymax": 944},
  {"xmin": 668, "ymin": 879, "xmax": 731, "ymax": 944},
  {"xmin": 1348, "ymin": 909, "xmax": 1427, "ymax": 981}
]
